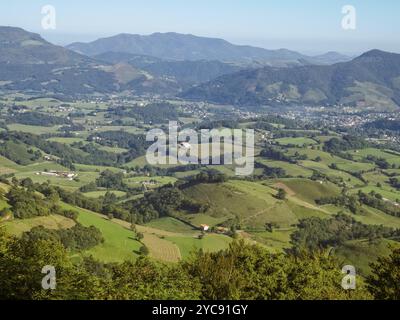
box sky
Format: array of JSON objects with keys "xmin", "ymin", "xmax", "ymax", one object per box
[{"xmin": 0, "ymin": 0, "xmax": 399, "ymax": 55}]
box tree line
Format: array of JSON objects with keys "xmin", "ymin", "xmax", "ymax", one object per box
[{"xmin": 1, "ymin": 232, "xmax": 399, "ymax": 300}]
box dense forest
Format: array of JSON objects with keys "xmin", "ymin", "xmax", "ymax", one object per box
[{"xmin": 7, "ymin": 111, "xmax": 72, "ymax": 126}]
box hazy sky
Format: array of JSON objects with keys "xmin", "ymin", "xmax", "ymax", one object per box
[{"xmin": 0, "ymin": 0, "xmax": 399, "ymax": 55}]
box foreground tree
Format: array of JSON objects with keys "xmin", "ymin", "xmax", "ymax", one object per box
[
  {"xmin": 182, "ymin": 241, "xmax": 371, "ymax": 300},
  {"xmin": 276, "ymin": 188, "xmax": 287, "ymax": 200},
  {"xmin": 0, "ymin": 230, "xmax": 374, "ymax": 300},
  {"xmin": 367, "ymin": 248, "xmax": 400, "ymax": 300}
]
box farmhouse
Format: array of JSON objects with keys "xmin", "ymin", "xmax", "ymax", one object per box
[{"xmin": 37, "ymin": 171, "xmax": 77, "ymax": 180}]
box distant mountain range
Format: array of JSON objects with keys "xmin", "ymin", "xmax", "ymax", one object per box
[
  {"xmin": 67, "ymin": 32, "xmax": 351, "ymax": 67},
  {"xmin": 0, "ymin": 26, "xmax": 117, "ymax": 95},
  {"xmin": 1, "ymin": 26, "xmax": 398, "ymax": 111},
  {"xmin": 182, "ymin": 50, "xmax": 400, "ymax": 110},
  {"xmin": 0, "ymin": 27, "xmax": 240, "ymax": 96}
]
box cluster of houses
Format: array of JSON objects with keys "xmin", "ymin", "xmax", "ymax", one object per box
[
  {"xmin": 200, "ymin": 224, "xmax": 229, "ymax": 234},
  {"xmin": 36, "ymin": 171, "xmax": 77, "ymax": 181}
]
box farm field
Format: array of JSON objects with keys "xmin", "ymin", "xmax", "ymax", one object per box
[
  {"xmin": 257, "ymin": 159, "xmax": 313, "ymax": 177},
  {"xmin": 13, "ymin": 170, "xmax": 99, "ymax": 191},
  {"xmin": 269, "ymin": 178, "xmax": 340, "ymax": 204},
  {"xmin": 275, "ymin": 137, "xmax": 317, "ymax": 146},
  {"xmin": 166, "ymin": 233, "xmax": 232, "ymax": 259},
  {"xmin": 112, "ymin": 215, "xmax": 231, "ymax": 262},
  {"xmin": 62, "ymin": 203, "xmax": 143, "ymax": 263},
  {"xmin": 3, "ymin": 215, "xmax": 75, "ymax": 236},
  {"xmin": 352, "ymin": 186, "xmax": 400, "ymax": 203},
  {"xmin": 47, "ymin": 137, "xmax": 86, "ymax": 145},
  {"xmin": 124, "ymin": 176, "xmax": 178, "ymax": 187},
  {"xmin": 246, "ymin": 229, "xmax": 293, "ymax": 252},
  {"xmin": 349, "ymin": 148, "xmax": 400, "ymax": 166},
  {"xmin": 83, "ymin": 190, "xmax": 127, "ymax": 198},
  {"xmin": 141, "ymin": 233, "xmax": 182, "ymax": 262},
  {"xmin": 299, "ymin": 160, "xmax": 364, "ymax": 186},
  {"xmin": 180, "ymin": 180, "xmax": 332, "ymax": 230},
  {"xmin": 7, "ymin": 124, "xmax": 62, "ymax": 134},
  {"xmin": 97, "ymin": 145, "xmax": 129, "ymax": 154},
  {"xmin": 74, "ymin": 163, "xmax": 126, "ymax": 173},
  {"xmin": 321, "ymin": 204, "xmax": 400, "ymax": 229},
  {"xmin": 145, "ymin": 217, "xmax": 197, "ymax": 234}
]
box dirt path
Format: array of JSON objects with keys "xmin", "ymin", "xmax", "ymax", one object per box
[{"xmin": 273, "ymin": 182, "xmax": 296, "ymax": 196}]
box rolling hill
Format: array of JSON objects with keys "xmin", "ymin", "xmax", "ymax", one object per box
[
  {"xmin": 95, "ymin": 51, "xmax": 241, "ymax": 87},
  {"xmin": 182, "ymin": 49, "xmax": 400, "ymax": 110},
  {"xmin": 67, "ymin": 32, "xmax": 310, "ymax": 66}
]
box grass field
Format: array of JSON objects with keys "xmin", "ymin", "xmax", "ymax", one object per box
[
  {"xmin": 74, "ymin": 163, "xmax": 126, "ymax": 173},
  {"xmin": 181, "ymin": 180, "xmax": 330, "ymax": 230},
  {"xmin": 257, "ymin": 159, "xmax": 313, "ymax": 177},
  {"xmin": 322, "ymin": 204, "xmax": 400, "ymax": 229},
  {"xmin": 287, "ymin": 147, "xmax": 334, "ymax": 162},
  {"xmin": 97, "ymin": 145, "xmax": 129, "ymax": 154},
  {"xmin": 349, "ymin": 148, "xmax": 400, "ymax": 166},
  {"xmin": 124, "ymin": 155, "xmax": 183, "ymax": 169},
  {"xmin": 61, "ymin": 203, "xmax": 142, "ymax": 263},
  {"xmin": 142, "ymin": 233, "xmax": 182, "ymax": 262},
  {"xmin": 275, "ymin": 137, "xmax": 317, "ymax": 147},
  {"xmin": 299, "ymin": 160, "xmax": 364, "ymax": 186},
  {"xmin": 352, "ymin": 185, "xmax": 400, "ymax": 203},
  {"xmin": 0, "ymin": 155, "xmax": 20, "ymax": 169},
  {"xmin": 270, "ymin": 178, "xmax": 340, "ymax": 204},
  {"xmin": 83, "ymin": 190, "xmax": 127, "ymax": 198},
  {"xmin": 0, "ymin": 156, "xmax": 20, "ymax": 175},
  {"xmin": 3, "ymin": 215, "xmax": 75, "ymax": 236},
  {"xmin": 124, "ymin": 176, "xmax": 177, "ymax": 187},
  {"xmin": 246, "ymin": 229, "xmax": 293, "ymax": 252},
  {"xmin": 183, "ymin": 214, "xmax": 229, "ymax": 228},
  {"xmin": 334, "ymin": 238, "xmax": 400, "ymax": 276},
  {"xmin": 47, "ymin": 137, "xmax": 86, "ymax": 145},
  {"xmin": 145, "ymin": 217, "xmax": 197, "ymax": 233},
  {"xmin": 13, "ymin": 169, "xmax": 100, "ymax": 191},
  {"xmin": 166, "ymin": 233, "xmax": 232, "ymax": 259},
  {"xmin": 335, "ymin": 162, "xmax": 375, "ymax": 173},
  {"xmin": 286, "ymin": 148, "xmax": 375, "ymax": 173},
  {"xmin": 7, "ymin": 124, "xmax": 61, "ymax": 134}
]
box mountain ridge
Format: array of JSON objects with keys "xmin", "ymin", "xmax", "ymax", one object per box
[
  {"xmin": 181, "ymin": 49, "xmax": 400, "ymax": 111},
  {"xmin": 66, "ymin": 32, "xmax": 350, "ymax": 66}
]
